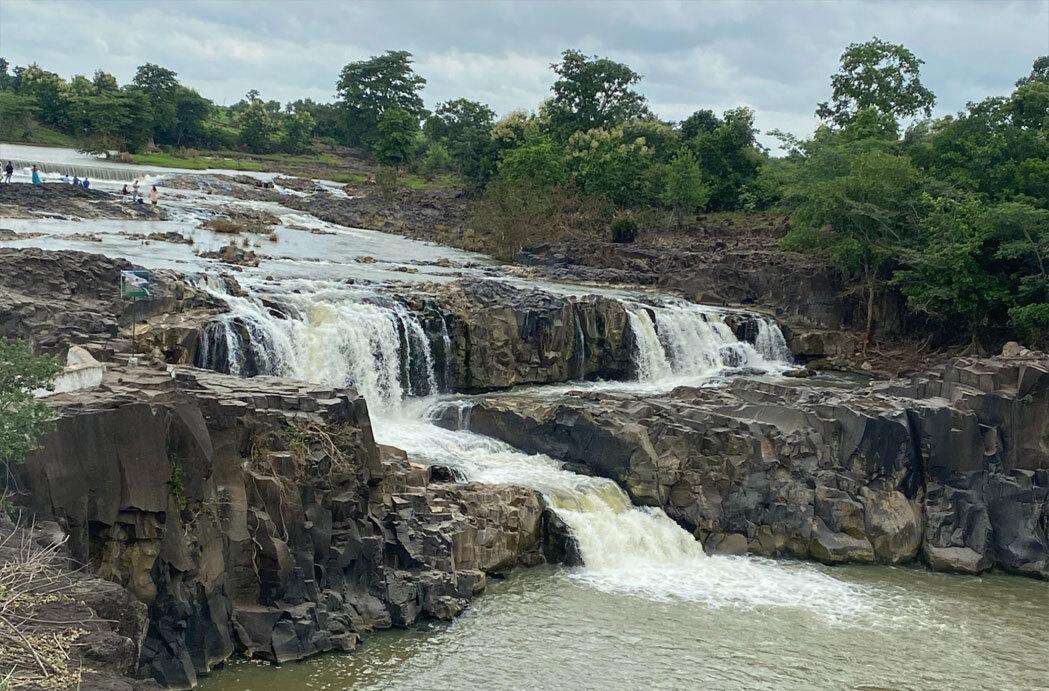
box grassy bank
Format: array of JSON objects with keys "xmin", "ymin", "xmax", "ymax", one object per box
[
  {"xmin": 0, "ymin": 125, "xmax": 78, "ymax": 148},
  {"xmin": 130, "ymin": 148, "xmax": 459, "ymax": 188}
]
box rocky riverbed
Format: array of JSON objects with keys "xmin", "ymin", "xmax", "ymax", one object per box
[{"xmin": 1, "ymin": 151, "xmax": 1046, "ymax": 690}]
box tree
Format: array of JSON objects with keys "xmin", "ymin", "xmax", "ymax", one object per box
[
  {"xmin": 893, "ymin": 195, "xmax": 1009, "ymax": 337},
  {"xmin": 281, "ymin": 109, "xmax": 315, "ymax": 153},
  {"xmin": 680, "ymin": 109, "xmax": 720, "ymax": 140},
  {"xmin": 169, "ymin": 87, "xmax": 211, "ymax": 146},
  {"xmin": 91, "ymin": 70, "xmax": 119, "ymax": 92},
  {"xmin": 16, "ymin": 64, "xmax": 71, "ymax": 130},
  {"xmin": 497, "ymin": 134, "xmax": 567, "ymax": 186},
  {"xmin": 424, "ymin": 98, "xmax": 496, "ymax": 180},
  {"xmin": 687, "ymin": 107, "xmax": 764, "ymax": 210},
  {"xmin": 621, "ymin": 118, "xmax": 680, "ymax": 162},
  {"xmin": 336, "ymin": 50, "xmax": 426, "ymax": 147},
  {"xmin": 662, "ymin": 150, "xmax": 710, "ymax": 224},
  {"xmin": 238, "ymin": 97, "xmax": 279, "ymax": 153},
  {"xmin": 817, "ymin": 38, "xmax": 935, "ymax": 127},
  {"xmin": 544, "ymin": 49, "xmax": 648, "ymax": 140},
  {"xmin": 0, "ymin": 92, "xmax": 38, "ymax": 139},
  {"xmin": 0, "ymin": 338, "xmax": 60, "ymax": 474},
  {"xmin": 132, "ymin": 62, "xmax": 179, "ymax": 142},
  {"xmin": 565, "ymin": 127, "xmax": 653, "ymax": 206},
  {"xmin": 419, "ymin": 141, "xmax": 453, "ymax": 179},
  {"xmin": 783, "ymin": 146, "xmax": 922, "ymax": 347},
  {"xmin": 374, "ymin": 107, "xmax": 418, "ymax": 166}
]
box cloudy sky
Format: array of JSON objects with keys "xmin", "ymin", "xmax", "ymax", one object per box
[{"xmin": 2, "ymin": 0, "xmax": 1047, "ymax": 147}]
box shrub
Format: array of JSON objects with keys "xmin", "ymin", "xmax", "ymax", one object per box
[
  {"xmin": 611, "ymin": 216, "xmax": 638, "ymax": 243},
  {"xmin": 1, "ymin": 338, "xmax": 61, "ymax": 476}
]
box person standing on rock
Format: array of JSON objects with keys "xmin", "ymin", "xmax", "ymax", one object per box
[
  {"xmin": 3, "ymin": 161, "xmax": 13, "ymax": 183},
  {"xmin": 82, "ymin": 177, "xmax": 90, "ymax": 189},
  {"xmin": 132, "ymin": 179, "xmax": 140, "ymax": 201},
  {"xmin": 149, "ymin": 185, "xmax": 159, "ymax": 207},
  {"xmin": 31, "ymin": 165, "xmax": 42, "ymax": 185}
]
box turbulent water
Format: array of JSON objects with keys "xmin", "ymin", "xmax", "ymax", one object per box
[{"xmin": 4, "ymin": 144, "xmax": 1046, "ymax": 691}]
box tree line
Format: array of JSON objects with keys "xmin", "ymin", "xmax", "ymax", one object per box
[{"xmin": 0, "ymin": 43, "xmax": 1046, "ymax": 348}]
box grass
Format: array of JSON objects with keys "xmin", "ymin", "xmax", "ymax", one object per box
[
  {"xmin": 130, "ymin": 151, "xmax": 266, "ymax": 171},
  {"xmin": 0, "ymin": 125, "xmax": 77, "ymax": 148}
]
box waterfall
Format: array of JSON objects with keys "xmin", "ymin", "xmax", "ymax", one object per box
[
  {"xmin": 7, "ymin": 159, "xmax": 168, "ymax": 183},
  {"xmin": 626, "ymin": 301, "xmax": 792, "ymax": 382},
  {"xmin": 389, "ymin": 409, "xmax": 868, "ymax": 612},
  {"xmin": 194, "ymin": 280, "xmax": 437, "ymax": 415}
]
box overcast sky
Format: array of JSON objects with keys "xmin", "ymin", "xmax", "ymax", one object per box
[{"xmin": 2, "ymin": 0, "xmax": 1047, "ymax": 147}]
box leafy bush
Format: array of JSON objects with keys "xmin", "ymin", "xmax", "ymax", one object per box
[
  {"xmin": 1, "ymin": 338, "xmax": 61, "ymax": 475},
  {"xmin": 611, "ymin": 216, "xmax": 638, "ymax": 243}
]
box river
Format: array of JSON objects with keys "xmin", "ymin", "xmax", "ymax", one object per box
[{"xmin": 2, "ymin": 144, "xmax": 1046, "ymax": 690}]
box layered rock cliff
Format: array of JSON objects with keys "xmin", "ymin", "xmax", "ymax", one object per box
[
  {"xmin": 443, "ymin": 356, "xmax": 1049, "ymax": 578},
  {"xmin": 12, "ymin": 366, "xmax": 546, "ymax": 688}
]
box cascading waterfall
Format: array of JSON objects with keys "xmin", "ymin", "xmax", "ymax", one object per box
[
  {"xmin": 386, "ymin": 409, "xmax": 869, "ymax": 614},
  {"xmin": 627, "ymin": 300, "xmax": 791, "ymax": 382},
  {"xmin": 193, "ymin": 280, "xmax": 862, "ymax": 612}
]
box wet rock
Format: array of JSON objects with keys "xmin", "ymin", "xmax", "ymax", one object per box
[
  {"xmin": 453, "ymin": 355, "xmax": 1049, "ymax": 578},
  {"xmin": 12, "ymin": 365, "xmax": 548, "ymax": 686},
  {"xmin": 200, "ymin": 243, "xmax": 260, "ymax": 267},
  {"xmin": 0, "ymin": 183, "xmax": 166, "ymax": 221}
]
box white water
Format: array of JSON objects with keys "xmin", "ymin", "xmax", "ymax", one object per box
[{"xmin": 191, "ymin": 278, "xmax": 868, "ymax": 615}]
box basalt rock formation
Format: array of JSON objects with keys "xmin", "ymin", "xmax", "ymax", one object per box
[
  {"xmin": 0, "ymin": 183, "xmax": 167, "ymax": 221},
  {"xmin": 443, "ymin": 355, "xmax": 1049, "ymax": 578},
  {"xmin": 0, "ymin": 248, "xmax": 219, "ymax": 357},
  {"xmin": 407, "ymin": 279, "xmax": 635, "ymax": 391},
  {"xmin": 13, "ymin": 366, "xmax": 546, "ymax": 688}
]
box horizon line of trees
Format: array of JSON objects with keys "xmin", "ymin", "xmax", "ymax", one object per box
[{"xmin": 0, "ymin": 44, "xmax": 1046, "ymax": 349}]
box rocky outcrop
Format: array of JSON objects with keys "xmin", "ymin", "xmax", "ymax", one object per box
[
  {"xmin": 13, "ymin": 366, "xmax": 546, "ymax": 688},
  {"xmin": 443, "ymin": 356, "xmax": 1049, "ymax": 578},
  {"xmin": 0, "ymin": 183, "xmax": 166, "ymax": 221},
  {"xmin": 0, "ymin": 248, "xmax": 219, "ymax": 357},
  {"xmin": 406, "ymin": 279, "xmax": 635, "ymax": 392}
]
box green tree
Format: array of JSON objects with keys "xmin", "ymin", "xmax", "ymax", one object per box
[
  {"xmin": 0, "ymin": 92, "xmax": 38, "ymax": 139},
  {"xmin": 336, "ymin": 50, "xmax": 426, "ymax": 147},
  {"xmin": 131, "ymin": 62, "xmax": 179, "ymax": 143},
  {"xmin": 662, "ymin": 150, "xmax": 710, "ymax": 223},
  {"xmin": 680, "ymin": 109, "xmax": 720, "ymax": 140},
  {"xmin": 497, "ymin": 134, "xmax": 567, "ymax": 187},
  {"xmin": 0, "ymin": 338, "xmax": 60, "ymax": 474},
  {"xmin": 544, "ymin": 49, "xmax": 649, "ymax": 140},
  {"xmin": 374, "ymin": 107, "xmax": 418, "ymax": 166},
  {"xmin": 784, "ymin": 146, "xmax": 922, "ymax": 347},
  {"xmin": 687, "ymin": 107, "xmax": 764, "ymax": 210},
  {"xmin": 170, "ymin": 87, "xmax": 211, "ymax": 146},
  {"xmin": 17, "ymin": 64, "xmax": 71, "ymax": 130},
  {"xmin": 238, "ymin": 97, "xmax": 279, "ymax": 153},
  {"xmin": 424, "ymin": 98, "xmax": 496, "ymax": 182},
  {"xmin": 281, "ymin": 109, "xmax": 316, "ymax": 153},
  {"xmin": 419, "ymin": 141, "xmax": 453, "ymax": 179},
  {"xmin": 91, "ymin": 70, "xmax": 119, "ymax": 92},
  {"xmin": 893, "ymin": 195, "xmax": 1009, "ymax": 337},
  {"xmin": 621, "ymin": 118, "xmax": 680, "ymax": 162},
  {"xmin": 565, "ymin": 127, "xmax": 653, "ymax": 206},
  {"xmin": 817, "ymin": 38, "xmax": 936, "ymax": 127}
]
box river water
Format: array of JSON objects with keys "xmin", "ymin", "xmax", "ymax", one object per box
[{"xmin": 3, "ymin": 145, "xmax": 1046, "ymax": 690}]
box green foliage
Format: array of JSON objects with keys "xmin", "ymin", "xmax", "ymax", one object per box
[
  {"xmin": 565, "ymin": 127, "xmax": 652, "ymax": 206},
  {"xmin": 0, "ymin": 339, "xmax": 61, "ymax": 473},
  {"xmin": 662, "ymin": 150, "xmax": 710, "ymax": 222},
  {"xmin": 544, "ymin": 49, "xmax": 649, "ymax": 141},
  {"xmin": 419, "ymin": 141, "xmax": 453, "ymax": 179},
  {"xmin": 336, "ymin": 50, "xmax": 426, "ymax": 147},
  {"xmin": 0, "ymin": 92, "xmax": 38, "ymax": 139},
  {"xmin": 374, "ymin": 165, "xmax": 400, "ymax": 200},
  {"xmin": 611, "ymin": 216, "xmax": 638, "ymax": 243},
  {"xmin": 168, "ymin": 456, "xmax": 187, "ymax": 511},
  {"xmin": 497, "ymin": 134, "xmax": 567, "ymax": 187},
  {"xmin": 374, "ymin": 108, "xmax": 419, "ymax": 166},
  {"xmin": 685, "ymin": 107, "xmax": 763, "ymax": 210},
  {"xmin": 423, "ymin": 98, "xmax": 496, "ymax": 188},
  {"xmin": 817, "ymin": 37, "xmax": 936, "ymax": 127}
]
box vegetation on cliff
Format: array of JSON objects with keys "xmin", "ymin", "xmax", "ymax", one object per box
[{"xmin": 0, "ymin": 338, "xmax": 59, "ymax": 478}]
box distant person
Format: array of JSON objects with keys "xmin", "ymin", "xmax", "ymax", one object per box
[
  {"xmin": 72, "ymin": 175, "xmax": 80, "ymax": 186},
  {"xmin": 82, "ymin": 177, "xmax": 90, "ymax": 189},
  {"xmin": 31, "ymin": 165, "xmax": 42, "ymax": 185},
  {"xmin": 3, "ymin": 161, "xmax": 13, "ymax": 183},
  {"xmin": 132, "ymin": 179, "xmax": 140, "ymax": 201},
  {"xmin": 60, "ymin": 174, "xmax": 69, "ymax": 184},
  {"xmin": 121, "ymin": 184, "xmax": 129, "ymax": 198},
  {"xmin": 149, "ymin": 185, "xmax": 158, "ymax": 207}
]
